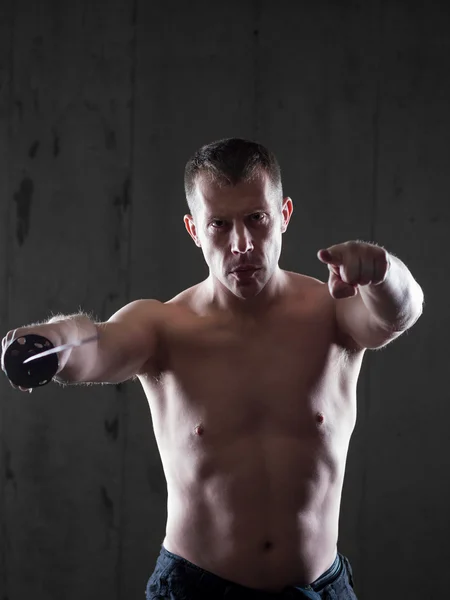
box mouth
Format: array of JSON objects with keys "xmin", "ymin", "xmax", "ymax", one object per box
[
  {"xmin": 231, "ymin": 266, "xmax": 261, "ymax": 273},
  {"xmin": 230, "ymin": 267, "xmax": 261, "ymax": 280},
  {"xmin": 231, "ymin": 267, "xmax": 259, "ymax": 274}
]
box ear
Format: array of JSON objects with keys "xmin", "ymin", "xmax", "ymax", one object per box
[
  {"xmin": 281, "ymin": 197, "xmax": 293, "ymax": 233},
  {"xmin": 183, "ymin": 214, "xmax": 201, "ymax": 247}
]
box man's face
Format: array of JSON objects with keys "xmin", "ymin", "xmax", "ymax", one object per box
[{"xmin": 184, "ymin": 171, "xmax": 293, "ymax": 299}]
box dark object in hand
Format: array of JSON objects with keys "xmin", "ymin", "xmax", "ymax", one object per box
[{"xmin": 3, "ymin": 334, "xmax": 59, "ymax": 389}]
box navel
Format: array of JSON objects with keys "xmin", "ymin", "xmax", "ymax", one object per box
[
  {"xmin": 263, "ymin": 541, "xmax": 274, "ymax": 551},
  {"xmin": 194, "ymin": 424, "xmax": 205, "ymax": 436}
]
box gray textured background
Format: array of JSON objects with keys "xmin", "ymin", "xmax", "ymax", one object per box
[{"xmin": 0, "ymin": 0, "xmax": 447, "ymax": 598}]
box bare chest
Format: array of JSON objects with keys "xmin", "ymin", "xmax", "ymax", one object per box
[{"xmin": 141, "ymin": 304, "xmax": 362, "ymax": 449}]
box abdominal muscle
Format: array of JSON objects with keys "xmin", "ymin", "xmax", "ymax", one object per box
[
  {"xmin": 159, "ymin": 424, "xmax": 348, "ymax": 592},
  {"xmin": 140, "ymin": 277, "xmax": 361, "ymax": 592}
]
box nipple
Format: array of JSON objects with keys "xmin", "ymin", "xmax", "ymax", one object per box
[
  {"xmin": 194, "ymin": 424, "xmax": 204, "ymax": 436},
  {"xmin": 316, "ymin": 412, "xmax": 324, "ymax": 424}
]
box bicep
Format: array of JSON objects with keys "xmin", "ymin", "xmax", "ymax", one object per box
[
  {"xmin": 81, "ymin": 299, "xmax": 161, "ymax": 383},
  {"xmin": 335, "ymin": 293, "xmax": 404, "ymax": 350}
]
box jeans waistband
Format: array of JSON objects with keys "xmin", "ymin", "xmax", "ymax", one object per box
[
  {"xmin": 159, "ymin": 545, "xmax": 343, "ymax": 596},
  {"xmin": 307, "ymin": 553, "xmax": 342, "ymax": 591}
]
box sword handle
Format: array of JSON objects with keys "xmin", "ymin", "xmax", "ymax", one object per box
[{"xmin": 2, "ymin": 334, "xmax": 59, "ymax": 389}]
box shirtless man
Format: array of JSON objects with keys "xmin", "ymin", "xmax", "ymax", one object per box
[{"xmin": 1, "ymin": 138, "xmax": 424, "ymax": 599}]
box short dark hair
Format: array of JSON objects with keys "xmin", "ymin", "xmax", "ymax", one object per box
[{"xmin": 184, "ymin": 138, "xmax": 283, "ymax": 215}]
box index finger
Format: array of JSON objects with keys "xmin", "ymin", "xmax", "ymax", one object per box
[{"xmin": 317, "ymin": 247, "xmax": 344, "ymax": 266}]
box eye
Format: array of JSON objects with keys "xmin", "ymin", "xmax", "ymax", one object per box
[
  {"xmin": 211, "ymin": 220, "xmax": 226, "ymax": 229},
  {"xmin": 210, "ymin": 214, "xmax": 265, "ymax": 229}
]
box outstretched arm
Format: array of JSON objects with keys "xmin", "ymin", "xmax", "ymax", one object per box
[
  {"xmin": 317, "ymin": 241, "xmax": 424, "ymax": 349},
  {"xmin": 56, "ymin": 299, "xmax": 162, "ymax": 384}
]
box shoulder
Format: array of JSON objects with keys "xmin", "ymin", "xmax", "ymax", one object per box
[
  {"xmin": 283, "ymin": 271, "xmax": 363, "ymax": 352},
  {"xmin": 283, "ymin": 270, "xmax": 330, "ymax": 305},
  {"xmin": 108, "ymin": 298, "xmax": 190, "ymax": 341},
  {"xmin": 282, "ymin": 273, "xmax": 333, "ymax": 324},
  {"xmin": 113, "ymin": 298, "xmax": 196, "ymax": 378},
  {"xmin": 108, "ymin": 298, "xmax": 165, "ymax": 323},
  {"xmin": 117, "ymin": 287, "xmax": 201, "ymax": 323},
  {"xmin": 163, "ymin": 281, "xmax": 211, "ymax": 317},
  {"xmin": 165, "ymin": 284, "xmax": 201, "ymax": 308},
  {"xmin": 288, "ymin": 271, "xmax": 323, "ymax": 288}
]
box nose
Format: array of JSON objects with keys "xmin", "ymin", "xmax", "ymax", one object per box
[{"xmin": 230, "ymin": 223, "xmax": 254, "ymax": 255}]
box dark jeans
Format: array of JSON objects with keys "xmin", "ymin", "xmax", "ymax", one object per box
[{"xmin": 146, "ymin": 545, "xmax": 358, "ymax": 599}]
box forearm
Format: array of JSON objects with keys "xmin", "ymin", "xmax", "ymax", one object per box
[
  {"xmin": 358, "ymin": 253, "xmax": 424, "ymax": 331},
  {"xmin": 46, "ymin": 313, "xmax": 99, "ymax": 382}
]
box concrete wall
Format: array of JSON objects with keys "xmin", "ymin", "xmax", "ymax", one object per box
[{"xmin": 0, "ymin": 0, "xmax": 447, "ymax": 598}]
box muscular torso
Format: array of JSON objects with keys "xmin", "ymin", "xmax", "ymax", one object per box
[{"xmin": 138, "ymin": 271, "xmax": 365, "ymax": 592}]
